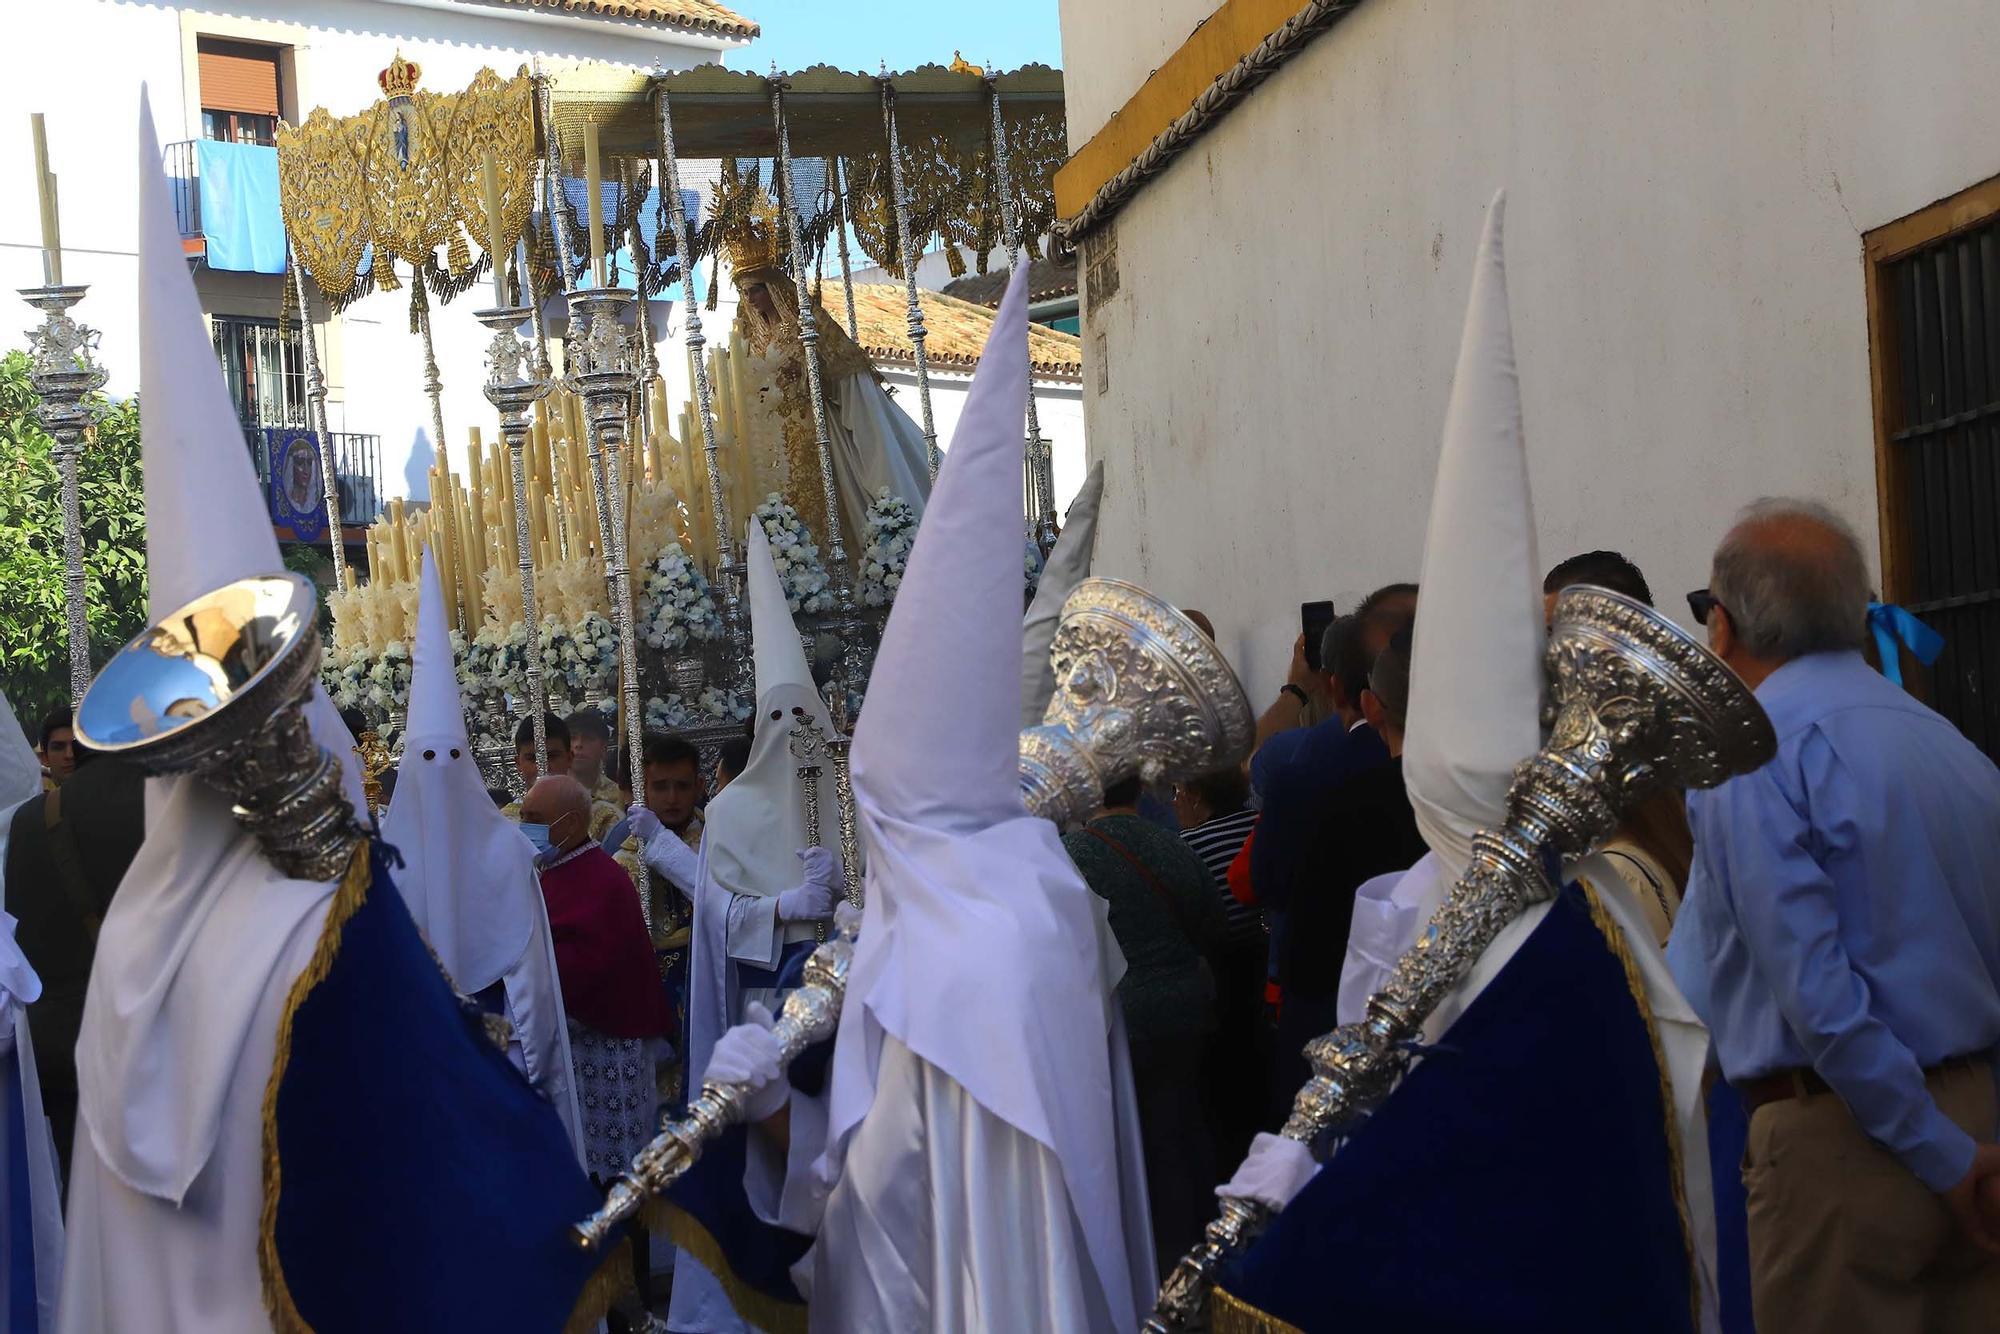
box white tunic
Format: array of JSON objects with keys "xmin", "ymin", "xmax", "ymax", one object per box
[
  {"xmin": 58, "ymin": 904, "xmax": 323, "ymax": 1334},
  {"xmin": 749, "ymin": 1034, "xmax": 1155, "ymax": 1334}
]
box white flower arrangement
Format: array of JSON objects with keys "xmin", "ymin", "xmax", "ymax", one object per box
[
  {"xmin": 857, "ymin": 487, "xmax": 917, "ymax": 608},
  {"xmin": 638, "ymin": 541, "xmax": 722, "ymax": 650},
  {"xmin": 643, "ymin": 686, "xmax": 753, "ymax": 731},
  {"xmin": 752, "ymin": 493, "xmax": 834, "ymax": 614},
  {"xmin": 320, "ymin": 643, "xmax": 373, "ymax": 713},
  {"xmin": 572, "ymin": 612, "xmax": 621, "ymax": 700},
  {"xmin": 365, "ymin": 640, "xmax": 413, "ymax": 714},
  {"xmin": 537, "ymin": 616, "xmax": 580, "ymax": 714},
  {"xmin": 466, "ymin": 622, "xmax": 531, "ymax": 699}
]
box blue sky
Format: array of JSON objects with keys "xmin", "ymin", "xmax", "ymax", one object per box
[{"xmin": 729, "ymin": 0, "xmax": 1065, "ymax": 76}]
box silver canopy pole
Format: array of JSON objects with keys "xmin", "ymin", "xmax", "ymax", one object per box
[{"xmin": 878, "ymin": 68, "xmax": 940, "ymax": 478}]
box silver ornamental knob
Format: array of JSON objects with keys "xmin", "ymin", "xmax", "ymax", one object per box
[
  {"xmin": 75, "ymin": 573, "xmax": 367, "ymax": 881},
  {"xmin": 1021, "ymin": 577, "xmax": 1253, "ymax": 827}
]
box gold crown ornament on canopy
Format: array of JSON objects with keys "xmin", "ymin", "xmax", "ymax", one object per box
[{"xmin": 378, "ymin": 51, "xmax": 422, "ymax": 101}]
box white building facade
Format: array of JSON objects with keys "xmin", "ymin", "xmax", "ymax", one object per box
[
  {"xmin": 1055, "ymin": 0, "xmax": 2000, "ymax": 751},
  {"xmin": 2, "ymin": 0, "xmax": 753, "ymax": 533}
]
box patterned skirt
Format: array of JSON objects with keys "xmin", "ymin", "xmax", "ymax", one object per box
[{"xmin": 568, "ymin": 1020, "xmax": 662, "ymax": 1179}]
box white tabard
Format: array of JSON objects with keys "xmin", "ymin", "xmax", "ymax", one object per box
[
  {"xmin": 57, "ymin": 903, "xmax": 324, "ymax": 1334},
  {"xmin": 745, "ymin": 1025, "xmax": 1157, "ymax": 1334}
]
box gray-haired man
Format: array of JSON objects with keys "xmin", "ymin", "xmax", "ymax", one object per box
[{"xmin": 1669, "ymin": 498, "xmax": 2000, "ymax": 1332}]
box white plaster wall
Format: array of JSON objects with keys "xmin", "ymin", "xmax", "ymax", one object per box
[
  {"xmin": 0, "ymin": 0, "xmax": 735, "ymax": 502},
  {"xmin": 1056, "ymin": 0, "xmax": 1220, "ymax": 151},
  {"xmin": 1059, "ymin": 0, "xmax": 2000, "ymax": 697}
]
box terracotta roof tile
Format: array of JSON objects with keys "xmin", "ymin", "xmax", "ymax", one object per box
[
  {"xmin": 848, "ymin": 283, "xmax": 1082, "ymax": 380},
  {"xmin": 489, "ymin": 0, "xmax": 758, "ymax": 39}
]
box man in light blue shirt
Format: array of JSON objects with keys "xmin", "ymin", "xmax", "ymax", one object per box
[{"xmin": 1669, "ymin": 498, "xmax": 2000, "ymax": 1332}]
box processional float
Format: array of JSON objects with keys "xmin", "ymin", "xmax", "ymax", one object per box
[{"xmin": 275, "ymin": 57, "xmax": 1070, "ymax": 817}]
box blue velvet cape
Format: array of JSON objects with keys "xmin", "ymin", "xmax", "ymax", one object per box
[
  {"xmin": 1217, "ymin": 882, "xmax": 1697, "ymax": 1334},
  {"xmin": 266, "ymin": 842, "xmax": 615, "ymax": 1332}
]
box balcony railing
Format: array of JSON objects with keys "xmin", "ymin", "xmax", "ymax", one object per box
[
  {"xmin": 164, "ymin": 139, "xmax": 202, "ymax": 241},
  {"xmin": 244, "ymin": 422, "xmax": 384, "ymax": 530}
]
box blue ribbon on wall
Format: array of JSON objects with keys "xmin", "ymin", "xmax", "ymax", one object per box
[{"xmin": 1867, "ymin": 601, "xmax": 1944, "ymax": 687}]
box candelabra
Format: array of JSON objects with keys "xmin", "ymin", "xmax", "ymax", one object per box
[
  {"xmin": 20, "ymin": 283, "xmax": 107, "ymax": 706},
  {"xmin": 563, "ymin": 287, "xmax": 653, "ymax": 929},
  {"xmin": 1142, "ymin": 586, "xmax": 1778, "ymax": 1330},
  {"xmin": 476, "ymin": 305, "xmax": 552, "ymax": 775}
]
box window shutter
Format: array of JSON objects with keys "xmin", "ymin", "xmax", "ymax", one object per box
[{"xmin": 197, "ymin": 39, "xmax": 280, "ymax": 117}]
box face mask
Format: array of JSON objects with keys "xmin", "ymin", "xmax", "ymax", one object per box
[{"xmin": 519, "ymin": 822, "xmax": 554, "ymax": 857}]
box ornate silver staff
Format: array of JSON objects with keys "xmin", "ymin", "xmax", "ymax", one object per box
[
  {"xmin": 787, "ymin": 706, "xmax": 830, "ymax": 944},
  {"xmin": 770, "ymin": 74, "xmax": 867, "ymax": 695},
  {"xmin": 75, "ymin": 572, "xmax": 369, "ymax": 880},
  {"xmin": 824, "ymin": 688, "xmax": 861, "ymax": 907},
  {"xmin": 19, "ymin": 283, "xmax": 106, "ymax": 705},
  {"xmin": 654, "ymin": 85, "xmax": 748, "ymax": 695},
  {"xmin": 572, "ymin": 577, "xmax": 1252, "ymax": 1250},
  {"xmin": 564, "ymin": 286, "xmax": 653, "ymax": 928},
  {"xmin": 1142, "ymin": 586, "xmax": 1779, "ymax": 1331},
  {"xmin": 476, "ymin": 304, "xmax": 552, "ymax": 775},
  {"xmin": 877, "ymin": 67, "xmax": 940, "ymax": 475}
]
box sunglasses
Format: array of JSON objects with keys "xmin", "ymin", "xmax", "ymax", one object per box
[{"xmin": 1686, "ymin": 588, "xmax": 1722, "ymax": 626}]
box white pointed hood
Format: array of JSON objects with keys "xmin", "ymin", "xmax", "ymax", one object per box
[
  {"xmin": 0, "ymin": 695, "xmax": 41, "ymax": 815},
  {"xmin": 827, "ymin": 265, "xmax": 1152, "ymax": 1328},
  {"xmin": 1402, "ymin": 191, "xmax": 1543, "ymax": 878},
  {"xmin": 384, "ymin": 549, "xmax": 539, "ymax": 994},
  {"xmin": 1020, "ymin": 460, "xmax": 1105, "ymax": 729},
  {"xmin": 74, "ymin": 94, "xmax": 365, "ymax": 1203},
  {"xmin": 701, "ymin": 519, "xmax": 835, "ymax": 904}
]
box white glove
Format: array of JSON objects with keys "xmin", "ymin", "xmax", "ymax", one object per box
[
  {"xmin": 626, "ymin": 802, "xmax": 664, "ymax": 845},
  {"xmin": 776, "ymin": 848, "xmax": 840, "ymax": 922},
  {"xmin": 634, "ymin": 806, "xmax": 699, "ymax": 895},
  {"xmin": 706, "ymin": 1001, "xmax": 788, "ymax": 1122},
  {"xmin": 832, "ymin": 899, "xmax": 864, "ymax": 939},
  {"xmin": 1216, "ymin": 1132, "xmax": 1319, "ymax": 1211}
]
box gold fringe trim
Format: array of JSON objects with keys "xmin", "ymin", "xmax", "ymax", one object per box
[
  {"xmin": 259, "ymin": 840, "xmax": 376, "ymax": 1334},
  {"xmin": 1576, "ymin": 877, "xmax": 1701, "ymax": 1331},
  {"xmin": 562, "ymin": 1238, "xmax": 639, "ymax": 1334},
  {"xmin": 651, "ymin": 1195, "xmax": 809, "ymax": 1334},
  {"xmin": 1211, "ymin": 1285, "xmax": 1307, "ymax": 1334},
  {"xmin": 256, "ymin": 842, "xmax": 638, "ymax": 1334}
]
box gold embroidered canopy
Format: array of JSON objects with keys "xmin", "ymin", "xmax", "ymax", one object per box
[
  {"xmin": 277, "ymin": 57, "xmax": 539, "ymax": 306},
  {"xmin": 546, "ymin": 62, "xmax": 1068, "ymax": 284}
]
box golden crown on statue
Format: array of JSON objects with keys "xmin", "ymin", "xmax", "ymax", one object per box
[
  {"xmin": 378, "ymin": 51, "xmax": 423, "ymax": 100},
  {"xmin": 717, "ymin": 186, "xmax": 787, "ymax": 286}
]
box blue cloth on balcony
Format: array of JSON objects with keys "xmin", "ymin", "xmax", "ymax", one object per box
[{"xmin": 195, "ymin": 140, "xmax": 285, "ymax": 274}]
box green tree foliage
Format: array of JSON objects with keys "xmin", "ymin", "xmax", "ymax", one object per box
[{"xmin": 0, "ymin": 349, "xmax": 148, "ymax": 720}]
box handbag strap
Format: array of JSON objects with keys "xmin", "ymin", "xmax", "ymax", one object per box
[{"xmin": 1085, "ymin": 823, "xmax": 1202, "ymax": 947}]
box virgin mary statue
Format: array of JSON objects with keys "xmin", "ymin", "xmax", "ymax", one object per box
[{"xmin": 722, "ymin": 195, "xmax": 933, "ymax": 560}]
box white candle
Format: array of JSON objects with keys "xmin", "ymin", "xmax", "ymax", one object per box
[
  {"xmin": 583, "ymin": 119, "xmax": 606, "ymax": 288},
  {"xmin": 30, "ymin": 114, "xmax": 61, "ymax": 286},
  {"xmin": 480, "ymin": 151, "xmax": 507, "ymax": 308}
]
